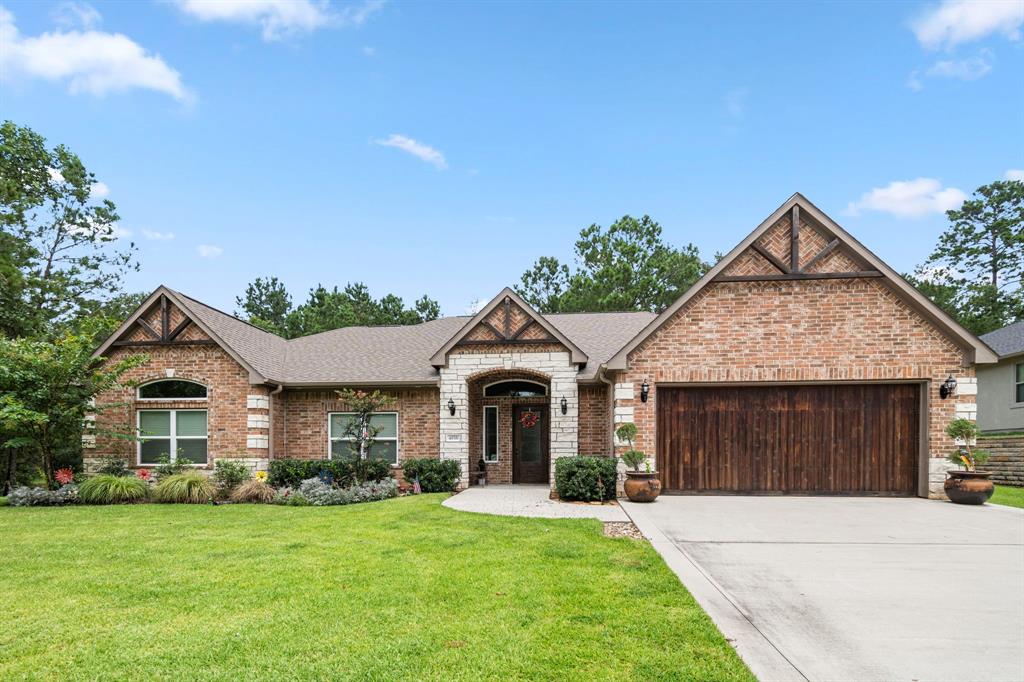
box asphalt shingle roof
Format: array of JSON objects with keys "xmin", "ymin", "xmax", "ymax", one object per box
[
  {"xmin": 171, "ymin": 291, "xmax": 655, "ymax": 384},
  {"xmin": 980, "ymin": 320, "xmax": 1024, "ymax": 358}
]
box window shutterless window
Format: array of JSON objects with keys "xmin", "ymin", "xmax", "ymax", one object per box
[
  {"xmin": 328, "ymin": 412, "xmax": 399, "ymax": 465},
  {"xmin": 137, "ymin": 379, "xmax": 207, "ymax": 400},
  {"xmin": 1016, "ymin": 363, "xmax": 1024, "ymax": 404},
  {"xmin": 138, "ymin": 409, "xmax": 208, "ymax": 465},
  {"xmin": 483, "ymin": 406, "xmax": 499, "ymax": 463}
]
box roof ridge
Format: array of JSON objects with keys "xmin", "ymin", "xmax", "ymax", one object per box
[{"xmin": 172, "ymin": 289, "xmax": 287, "ymax": 339}]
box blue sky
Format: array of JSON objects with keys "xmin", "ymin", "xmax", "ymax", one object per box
[{"xmin": 2, "ymin": 0, "xmax": 1022, "ymax": 316}]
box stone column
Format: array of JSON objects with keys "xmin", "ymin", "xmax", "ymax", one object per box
[{"xmin": 439, "ymin": 369, "xmax": 470, "ymax": 489}]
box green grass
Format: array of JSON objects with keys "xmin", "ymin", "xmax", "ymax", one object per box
[
  {"xmin": 0, "ymin": 495, "xmax": 751, "ymax": 681},
  {"xmin": 991, "ymin": 485, "xmax": 1024, "ymax": 509}
]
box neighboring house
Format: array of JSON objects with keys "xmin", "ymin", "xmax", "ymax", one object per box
[
  {"xmin": 978, "ymin": 321, "xmax": 1024, "ymax": 433},
  {"xmin": 89, "ymin": 194, "xmax": 996, "ymax": 499}
]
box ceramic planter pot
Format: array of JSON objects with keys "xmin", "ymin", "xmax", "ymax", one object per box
[
  {"xmin": 944, "ymin": 470, "xmax": 994, "ymax": 505},
  {"xmin": 623, "ymin": 471, "xmax": 662, "ymax": 503}
]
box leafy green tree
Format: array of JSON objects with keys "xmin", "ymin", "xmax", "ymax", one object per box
[
  {"xmin": 0, "ymin": 120, "xmax": 138, "ymax": 338},
  {"xmin": 235, "ymin": 276, "xmax": 293, "ymax": 335},
  {"xmin": 0, "ymin": 334, "xmax": 146, "ymax": 491},
  {"xmin": 517, "ymin": 215, "xmax": 710, "ymax": 313},
  {"xmin": 911, "ymin": 180, "xmax": 1023, "ymax": 335}
]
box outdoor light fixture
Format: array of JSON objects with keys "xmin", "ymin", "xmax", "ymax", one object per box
[
  {"xmin": 447, "ymin": 398, "xmax": 456, "ymax": 416},
  {"xmin": 560, "ymin": 397, "xmax": 568, "ymax": 415},
  {"xmin": 640, "ymin": 380, "xmax": 650, "ymax": 403},
  {"xmin": 940, "ymin": 375, "xmax": 957, "ymax": 400}
]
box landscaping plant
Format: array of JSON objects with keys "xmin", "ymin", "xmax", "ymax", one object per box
[
  {"xmin": 268, "ymin": 458, "xmax": 391, "ymax": 488},
  {"xmin": 334, "ymin": 389, "xmax": 396, "ymax": 459},
  {"xmin": 615, "ymin": 422, "xmax": 649, "ymax": 472},
  {"xmin": 94, "ymin": 456, "xmax": 131, "ymax": 477},
  {"xmin": 945, "ymin": 418, "xmax": 991, "ymax": 471},
  {"xmin": 297, "ymin": 477, "xmax": 398, "ymax": 506},
  {"xmin": 554, "ymin": 456, "xmax": 617, "ymax": 501},
  {"xmin": 229, "ymin": 479, "xmax": 276, "ymax": 504},
  {"xmin": 212, "ymin": 459, "xmax": 251, "ymax": 495},
  {"xmin": 7, "ymin": 484, "xmax": 78, "ymax": 506},
  {"xmin": 153, "ymin": 471, "xmax": 215, "ymax": 504},
  {"xmin": 401, "ymin": 459, "xmax": 461, "ymax": 492},
  {"xmin": 78, "ymin": 474, "xmax": 148, "ymax": 504}
]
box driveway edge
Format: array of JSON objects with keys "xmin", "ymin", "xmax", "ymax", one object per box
[{"xmin": 621, "ymin": 500, "xmax": 807, "ymax": 682}]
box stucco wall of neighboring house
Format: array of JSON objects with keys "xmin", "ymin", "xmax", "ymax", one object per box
[
  {"xmin": 977, "ymin": 358, "xmax": 1024, "ymax": 433},
  {"xmin": 279, "ymin": 388, "xmax": 440, "ymax": 472},
  {"xmin": 615, "ymin": 277, "xmax": 976, "ymax": 499}
]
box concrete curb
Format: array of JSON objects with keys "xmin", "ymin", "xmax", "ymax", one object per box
[{"xmin": 620, "ymin": 500, "xmax": 807, "ymax": 682}]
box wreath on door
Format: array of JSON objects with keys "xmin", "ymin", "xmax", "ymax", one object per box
[{"xmin": 519, "ymin": 410, "xmax": 539, "ymax": 429}]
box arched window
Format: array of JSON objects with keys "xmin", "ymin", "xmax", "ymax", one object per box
[
  {"xmin": 138, "ymin": 379, "xmax": 207, "ymax": 400},
  {"xmin": 483, "ymin": 380, "xmax": 547, "ymax": 398}
]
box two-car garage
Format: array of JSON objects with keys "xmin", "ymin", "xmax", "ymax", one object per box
[{"xmin": 656, "ymin": 384, "xmax": 922, "ymax": 495}]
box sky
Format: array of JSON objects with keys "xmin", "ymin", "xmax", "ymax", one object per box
[{"xmin": 2, "ymin": 0, "xmax": 1022, "ymax": 317}]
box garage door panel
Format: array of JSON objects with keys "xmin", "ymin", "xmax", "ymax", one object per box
[{"xmin": 657, "ymin": 384, "xmax": 919, "ymax": 495}]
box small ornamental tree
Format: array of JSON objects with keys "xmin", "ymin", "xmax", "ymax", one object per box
[
  {"xmin": 945, "ymin": 418, "xmax": 991, "ymax": 472},
  {"xmin": 335, "ymin": 389, "xmax": 396, "ymax": 460},
  {"xmin": 615, "ymin": 422, "xmax": 649, "ymax": 472}
]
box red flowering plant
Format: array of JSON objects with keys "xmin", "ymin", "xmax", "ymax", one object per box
[
  {"xmin": 136, "ymin": 468, "xmax": 152, "ymax": 482},
  {"xmin": 54, "ymin": 467, "xmax": 75, "ymax": 486}
]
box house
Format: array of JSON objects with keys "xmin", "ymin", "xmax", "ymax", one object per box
[
  {"xmin": 89, "ymin": 194, "xmax": 997, "ymax": 499},
  {"xmin": 977, "ymin": 321, "xmax": 1024, "ymax": 433}
]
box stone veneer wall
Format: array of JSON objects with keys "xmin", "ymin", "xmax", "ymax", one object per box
[{"xmin": 440, "ymin": 351, "xmax": 579, "ymax": 489}]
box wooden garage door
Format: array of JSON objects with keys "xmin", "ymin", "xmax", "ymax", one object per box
[{"xmin": 657, "ymin": 384, "xmax": 919, "ymax": 495}]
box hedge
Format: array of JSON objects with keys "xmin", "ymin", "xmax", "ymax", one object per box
[
  {"xmin": 554, "ymin": 456, "xmax": 617, "ymax": 501},
  {"xmin": 267, "ymin": 458, "xmax": 392, "ymax": 488}
]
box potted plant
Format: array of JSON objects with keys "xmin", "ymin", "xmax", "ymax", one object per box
[
  {"xmin": 616, "ymin": 423, "xmax": 661, "ymax": 503},
  {"xmin": 944, "ymin": 418, "xmax": 993, "ymax": 505}
]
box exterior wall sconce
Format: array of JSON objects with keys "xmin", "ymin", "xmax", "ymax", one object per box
[
  {"xmin": 560, "ymin": 397, "xmax": 568, "ymax": 415},
  {"xmin": 447, "ymin": 398, "xmax": 456, "ymax": 416},
  {"xmin": 940, "ymin": 375, "xmax": 957, "ymax": 399},
  {"xmin": 640, "ymin": 380, "xmax": 650, "ymax": 403}
]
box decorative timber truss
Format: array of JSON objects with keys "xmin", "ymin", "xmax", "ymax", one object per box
[
  {"xmin": 112, "ymin": 293, "xmax": 216, "ymax": 348},
  {"xmin": 712, "ymin": 205, "xmax": 884, "ymax": 283},
  {"xmin": 457, "ymin": 296, "xmax": 559, "ymax": 346}
]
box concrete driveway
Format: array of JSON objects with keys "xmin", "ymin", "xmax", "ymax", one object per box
[{"xmin": 622, "ymin": 496, "xmax": 1024, "ymax": 682}]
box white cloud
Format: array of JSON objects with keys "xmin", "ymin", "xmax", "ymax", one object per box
[
  {"xmin": 1006, "ymin": 169, "xmax": 1024, "ymax": 181},
  {"xmin": 110, "ymin": 225, "xmax": 132, "ymax": 239},
  {"xmin": 913, "ymin": 0, "xmax": 1024, "ymax": 50},
  {"xmin": 906, "ymin": 70, "xmax": 924, "ymax": 91},
  {"xmin": 0, "ymin": 7, "xmax": 190, "ymax": 101},
  {"xmin": 846, "ymin": 178, "xmax": 967, "ymax": 218},
  {"xmin": 374, "ymin": 134, "xmax": 447, "ymax": 170},
  {"xmin": 361, "ymin": 45, "xmax": 376, "ymax": 56},
  {"xmin": 141, "ymin": 228, "xmax": 175, "ymax": 240},
  {"xmin": 90, "ymin": 181, "xmax": 110, "ymax": 198},
  {"xmin": 51, "ymin": 1, "xmax": 101, "ymax": 30},
  {"xmin": 197, "ymin": 244, "xmax": 223, "ymax": 258},
  {"xmin": 173, "ymin": 0, "xmax": 385, "ymax": 41},
  {"xmin": 926, "ymin": 50, "xmax": 993, "ymax": 80}
]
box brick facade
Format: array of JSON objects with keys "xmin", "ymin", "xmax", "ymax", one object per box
[{"xmin": 578, "ymin": 384, "xmax": 610, "ymax": 456}]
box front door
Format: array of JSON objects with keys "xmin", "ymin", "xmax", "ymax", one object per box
[{"xmin": 513, "ymin": 405, "xmax": 549, "ymax": 484}]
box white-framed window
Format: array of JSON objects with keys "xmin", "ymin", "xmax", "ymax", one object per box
[
  {"xmin": 328, "ymin": 412, "xmax": 399, "ymax": 465},
  {"xmin": 483, "ymin": 405, "xmax": 499, "ymax": 463},
  {"xmin": 137, "ymin": 379, "xmax": 207, "ymax": 400},
  {"xmin": 138, "ymin": 409, "xmax": 208, "ymax": 465},
  {"xmin": 483, "ymin": 379, "xmax": 547, "ymax": 397},
  {"xmin": 1015, "ymin": 362, "xmax": 1024, "ymax": 404}
]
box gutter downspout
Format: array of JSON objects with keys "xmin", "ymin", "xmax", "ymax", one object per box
[
  {"xmin": 268, "ymin": 383, "xmax": 284, "ymax": 460},
  {"xmin": 596, "ymin": 364, "xmax": 615, "ymax": 457}
]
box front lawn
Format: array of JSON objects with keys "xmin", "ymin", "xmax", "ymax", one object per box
[
  {"xmin": 0, "ymin": 495, "xmax": 751, "ymax": 680},
  {"xmin": 991, "ymin": 485, "xmax": 1024, "ymax": 509}
]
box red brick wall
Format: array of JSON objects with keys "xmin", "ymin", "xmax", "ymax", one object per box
[
  {"xmin": 618, "ymin": 277, "xmax": 974, "ymax": 469},
  {"xmin": 466, "ymin": 369, "xmax": 550, "ymax": 484},
  {"xmin": 578, "ymin": 384, "xmax": 610, "ymax": 455}
]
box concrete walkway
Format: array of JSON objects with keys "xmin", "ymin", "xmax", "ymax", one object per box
[
  {"xmin": 443, "ymin": 484, "xmax": 629, "ymax": 521},
  {"xmin": 623, "ymin": 496, "xmax": 1024, "ymax": 682}
]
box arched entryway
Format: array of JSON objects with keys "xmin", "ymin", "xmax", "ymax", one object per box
[{"xmin": 467, "ymin": 369, "xmax": 552, "ymax": 485}]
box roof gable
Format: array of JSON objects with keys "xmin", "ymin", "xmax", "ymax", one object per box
[
  {"xmin": 980, "ymin": 320, "xmax": 1024, "ymax": 359},
  {"xmin": 429, "ymin": 288, "xmax": 589, "ymax": 366},
  {"xmin": 606, "ymin": 193, "xmax": 998, "ymax": 368}
]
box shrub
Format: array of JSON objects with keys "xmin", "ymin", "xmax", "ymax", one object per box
[
  {"xmin": 213, "ymin": 459, "xmax": 251, "ymax": 494},
  {"xmin": 401, "ymin": 459, "xmax": 461, "ymax": 492},
  {"xmin": 272, "ymin": 487, "xmax": 310, "ymax": 506},
  {"xmin": 230, "ymin": 479, "xmax": 276, "ymax": 503},
  {"xmin": 79, "ymin": 475, "xmax": 148, "ymax": 504},
  {"xmin": 153, "ymin": 455, "xmax": 192, "ymax": 480},
  {"xmin": 153, "ymin": 472, "xmax": 215, "ymax": 504},
  {"xmin": 8, "ymin": 484, "xmax": 78, "ymax": 507},
  {"xmin": 94, "ymin": 456, "xmax": 131, "ymax": 477},
  {"xmin": 554, "ymin": 456, "xmax": 617, "ymax": 502},
  {"xmin": 297, "ymin": 477, "xmax": 399, "ymax": 506},
  {"xmin": 268, "ymin": 458, "xmax": 393, "ymax": 488},
  {"xmin": 945, "ymin": 418, "xmax": 991, "ymax": 471}
]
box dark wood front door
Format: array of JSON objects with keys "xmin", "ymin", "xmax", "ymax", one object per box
[
  {"xmin": 513, "ymin": 405, "xmax": 549, "ymax": 484},
  {"xmin": 657, "ymin": 384, "xmax": 920, "ymax": 495}
]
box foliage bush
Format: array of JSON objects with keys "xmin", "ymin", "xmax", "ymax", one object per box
[
  {"xmin": 8, "ymin": 484, "xmax": 78, "ymax": 507},
  {"xmin": 296, "ymin": 477, "xmax": 399, "ymax": 506},
  {"xmin": 554, "ymin": 456, "xmax": 617, "ymax": 502},
  {"xmin": 267, "ymin": 458, "xmax": 392, "ymax": 488},
  {"xmin": 78, "ymin": 475, "xmax": 148, "ymax": 504},
  {"xmin": 229, "ymin": 479, "xmax": 276, "ymax": 503},
  {"xmin": 272, "ymin": 487, "xmax": 310, "ymax": 506},
  {"xmin": 153, "ymin": 455, "xmax": 192, "ymax": 480},
  {"xmin": 212, "ymin": 460, "xmax": 251, "ymax": 494},
  {"xmin": 94, "ymin": 456, "xmax": 131, "ymax": 477},
  {"xmin": 153, "ymin": 472, "xmax": 215, "ymax": 504},
  {"xmin": 401, "ymin": 459, "xmax": 461, "ymax": 492}
]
